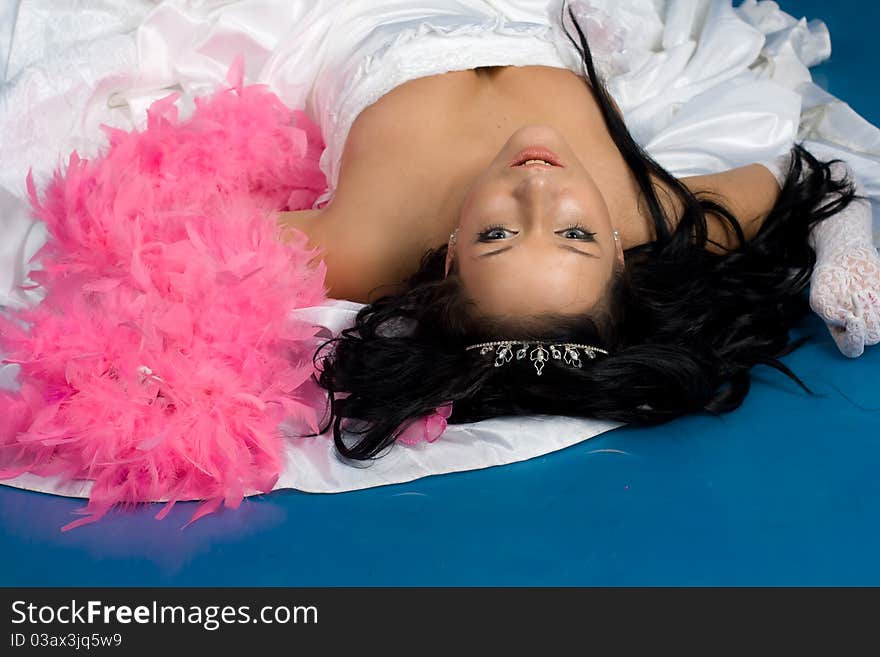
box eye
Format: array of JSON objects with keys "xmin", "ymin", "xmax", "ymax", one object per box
[
  {"xmin": 478, "ymin": 224, "xmax": 517, "ymax": 241},
  {"xmin": 557, "ymin": 224, "xmax": 596, "ymax": 240}
]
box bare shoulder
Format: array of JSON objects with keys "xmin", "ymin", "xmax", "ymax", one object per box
[
  {"xmin": 640, "ymin": 163, "xmax": 781, "ymax": 250},
  {"xmin": 277, "ymin": 208, "xmax": 412, "ymax": 303},
  {"xmin": 684, "ymin": 163, "xmax": 780, "ymax": 214},
  {"xmin": 277, "ymin": 209, "xmax": 323, "ymax": 239},
  {"xmin": 683, "ymin": 163, "xmax": 781, "ymax": 247}
]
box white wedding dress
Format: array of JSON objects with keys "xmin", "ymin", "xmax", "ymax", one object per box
[{"xmin": 1, "ymin": 0, "xmax": 878, "ymax": 499}]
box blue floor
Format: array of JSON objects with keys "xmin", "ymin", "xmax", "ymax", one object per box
[{"xmin": 2, "ymin": 1, "xmax": 879, "ymax": 586}]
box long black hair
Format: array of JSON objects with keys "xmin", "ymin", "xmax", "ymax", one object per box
[{"xmin": 312, "ymin": 3, "xmax": 860, "ymax": 460}]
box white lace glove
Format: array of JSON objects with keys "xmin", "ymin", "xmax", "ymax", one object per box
[{"xmin": 761, "ymin": 153, "xmax": 880, "ymax": 357}]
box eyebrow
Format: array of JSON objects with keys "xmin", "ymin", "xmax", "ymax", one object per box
[{"xmin": 478, "ymin": 244, "xmax": 600, "ymax": 259}]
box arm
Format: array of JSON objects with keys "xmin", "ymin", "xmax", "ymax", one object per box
[
  {"xmin": 806, "ymin": 163, "xmax": 878, "ymax": 357},
  {"xmin": 680, "ymin": 163, "xmax": 782, "ymax": 250},
  {"xmin": 760, "ymin": 153, "xmax": 879, "ymax": 357}
]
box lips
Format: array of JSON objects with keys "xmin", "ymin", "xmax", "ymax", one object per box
[{"xmin": 508, "ymin": 147, "xmax": 565, "ymax": 168}]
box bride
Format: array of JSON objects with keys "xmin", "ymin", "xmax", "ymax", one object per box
[
  {"xmin": 1, "ymin": 0, "xmax": 877, "ymax": 529},
  {"xmin": 276, "ymin": 3, "xmax": 878, "ymax": 460}
]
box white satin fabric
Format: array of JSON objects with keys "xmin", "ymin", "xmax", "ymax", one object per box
[{"xmin": 1, "ymin": 0, "xmax": 879, "ymax": 499}]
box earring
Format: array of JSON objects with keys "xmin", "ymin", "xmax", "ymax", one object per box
[
  {"xmin": 449, "ymin": 227, "xmax": 459, "ymax": 246},
  {"xmin": 612, "ymin": 229, "xmax": 619, "ymax": 241}
]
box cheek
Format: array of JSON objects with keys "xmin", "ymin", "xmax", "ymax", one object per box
[
  {"xmin": 460, "ymin": 180, "xmax": 512, "ymax": 225},
  {"xmin": 565, "ymin": 174, "xmax": 612, "ymax": 226}
]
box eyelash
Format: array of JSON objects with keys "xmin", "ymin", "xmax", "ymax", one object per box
[
  {"xmin": 478, "ymin": 223, "xmax": 597, "ymax": 240},
  {"xmin": 563, "ymin": 223, "xmax": 597, "ymax": 240},
  {"xmin": 478, "ymin": 224, "xmax": 510, "ymax": 239}
]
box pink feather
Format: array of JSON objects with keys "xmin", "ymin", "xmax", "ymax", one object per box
[{"xmin": 0, "ymin": 56, "xmax": 331, "ymax": 530}]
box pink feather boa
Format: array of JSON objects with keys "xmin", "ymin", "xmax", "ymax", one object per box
[{"xmin": 0, "ymin": 60, "xmax": 331, "ymax": 530}]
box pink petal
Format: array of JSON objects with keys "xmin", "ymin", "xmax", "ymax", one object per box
[
  {"xmin": 424, "ymin": 414, "xmax": 448, "ymax": 443},
  {"xmin": 436, "ymin": 402, "xmax": 453, "ymax": 419},
  {"xmin": 397, "ymin": 417, "xmax": 428, "ymax": 446}
]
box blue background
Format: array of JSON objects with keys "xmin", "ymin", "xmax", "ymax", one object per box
[{"xmin": 1, "ymin": 1, "xmax": 878, "ymax": 586}]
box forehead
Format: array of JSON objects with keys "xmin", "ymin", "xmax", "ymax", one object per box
[{"xmin": 460, "ymin": 251, "xmax": 608, "ymax": 316}]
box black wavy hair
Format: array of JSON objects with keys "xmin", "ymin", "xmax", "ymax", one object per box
[{"xmin": 311, "ymin": 3, "xmax": 860, "ymax": 460}]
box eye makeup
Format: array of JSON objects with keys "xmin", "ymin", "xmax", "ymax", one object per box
[{"xmin": 477, "ymin": 222, "xmax": 596, "ymax": 241}]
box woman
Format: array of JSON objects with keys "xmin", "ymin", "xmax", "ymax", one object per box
[
  {"xmin": 0, "ymin": 0, "xmax": 876, "ymax": 530},
  {"xmin": 275, "ymin": 1, "xmax": 879, "ymax": 460}
]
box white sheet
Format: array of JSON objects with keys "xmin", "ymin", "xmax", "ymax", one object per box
[{"xmin": 1, "ymin": 0, "xmax": 879, "ymax": 501}]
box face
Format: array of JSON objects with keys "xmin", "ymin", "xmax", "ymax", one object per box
[{"xmin": 446, "ymin": 125, "xmax": 623, "ymax": 318}]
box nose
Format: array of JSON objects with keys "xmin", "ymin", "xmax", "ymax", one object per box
[{"xmin": 512, "ymin": 170, "xmax": 559, "ymax": 216}]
